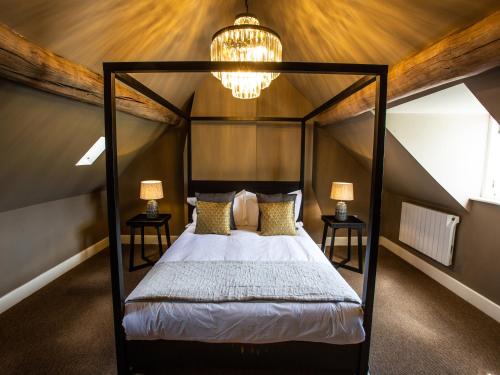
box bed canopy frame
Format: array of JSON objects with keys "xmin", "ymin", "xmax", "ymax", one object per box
[{"xmin": 103, "ymin": 61, "xmax": 387, "ymax": 374}]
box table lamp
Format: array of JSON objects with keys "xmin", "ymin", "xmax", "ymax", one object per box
[
  {"xmin": 330, "ymin": 182, "xmax": 353, "ymax": 221},
  {"xmin": 140, "ymin": 180, "xmax": 163, "ymax": 218}
]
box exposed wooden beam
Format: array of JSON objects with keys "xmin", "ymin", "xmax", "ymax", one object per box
[
  {"xmin": 115, "ymin": 73, "xmax": 189, "ymax": 121},
  {"xmin": 303, "ymin": 76, "xmax": 375, "ymax": 122},
  {"xmin": 0, "ymin": 23, "xmax": 179, "ymax": 125},
  {"xmin": 317, "ymin": 11, "xmax": 500, "ymax": 126}
]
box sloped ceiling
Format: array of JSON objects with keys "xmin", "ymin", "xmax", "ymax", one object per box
[
  {"xmin": 323, "ymin": 68, "xmax": 500, "ymax": 212},
  {"xmin": 1, "ymin": 0, "xmax": 498, "ymax": 105},
  {"xmin": 0, "ymin": 79, "xmax": 167, "ymax": 212},
  {"xmin": 465, "ymin": 67, "xmax": 500, "ymax": 123},
  {"xmin": 0, "ymin": 0, "xmax": 239, "ymax": 106},
  {"xmin": 252, "ymin": 0, "xmax": 500, "ymax": 106},
  {"xmin": 322, "ymin": 113, "xmax": 466, "ymax": 212},
  {"xmin": 0, "ymin": 0, "xmax": 498, "ymax": 212}
]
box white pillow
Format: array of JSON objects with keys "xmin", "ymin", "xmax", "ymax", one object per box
[
  {"xmin": 244, "ymin": 191, "xmax": 259, "ymax": 227},
  {"xmin": 186, "ymin": 197, "xmax": 197, "ymax": 223},
  {"xmin": 233, "ymin": 190, "xmax": 246, "ymax": 227},
  {"xmin": 187, "ymin": 190, "xmax": 246, "ymax": 227},
  {"xmin": 288, "ymin": 190, "xmax": 302, "ymax": 222}
]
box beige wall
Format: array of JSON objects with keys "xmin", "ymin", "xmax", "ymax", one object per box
[{"xmin": 0, "ymin": 192, "xmax": 107, "ymax": 297}]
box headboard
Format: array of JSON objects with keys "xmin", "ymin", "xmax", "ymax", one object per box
[
  {"xmin": 187, "ymin": 120, "xmax": 306, "ymax": 223},
  {"xmin": 187, "ymin": 180, "xmax": 303, "ymax": 222}
]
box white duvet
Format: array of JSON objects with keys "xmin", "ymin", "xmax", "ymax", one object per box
[{"xmin": 123, "ymin": 224, "xmax": 365, "ymax": 344}]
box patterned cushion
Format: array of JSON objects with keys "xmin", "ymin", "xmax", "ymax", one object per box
[
  {"xmin": 196, "ymin": 192, "xmax": 237, "ymax": 229},
  {"xmin": 195, "ymin": 201, "xmax": 232, "ymax": 235},
  {"xmin": 259, "ymin": 201, "xmax": 296, "ymax": 236},
  {"xmin": 256, "ymin": 193, "xmax": 296, "ymax": 230}
]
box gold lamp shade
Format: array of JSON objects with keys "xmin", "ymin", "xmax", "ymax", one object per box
[
  {"xmin": 330, "ymin": 182, "xmax": 354, "ymax": 201},
  {"xmin": 140, "ymin": 180, "xmax": 164, "ymax": 200}
]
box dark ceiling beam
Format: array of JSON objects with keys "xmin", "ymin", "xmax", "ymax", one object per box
[
  {"xmin": 0, "ymin": 23, "xmax": 180, "ymax": 125},
  {"xmin": 317, "ymin": 10, "xmax": 500, "ymax": 126},
  {"xmin": 190, "ymin": 116, "xmax": 303, "ymax": 122}
]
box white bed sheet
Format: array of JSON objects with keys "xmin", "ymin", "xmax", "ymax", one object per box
[{"xmin": 123, "ymin": 224, "xmax": 365, "ymax": 344}]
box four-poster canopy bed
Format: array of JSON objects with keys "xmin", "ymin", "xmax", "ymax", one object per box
[{"xmin": 103, "ymin": 61, "xmax": 388, "ymax": 374}]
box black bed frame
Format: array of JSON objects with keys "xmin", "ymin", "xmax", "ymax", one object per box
[{"xmin": 103, "ymin": 61, "xmax": 387, "ymax": 374}]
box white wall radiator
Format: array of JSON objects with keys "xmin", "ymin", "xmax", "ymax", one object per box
[{"xmin": 399, "ymin": 202, "xmax": 460, "ymax": 266}]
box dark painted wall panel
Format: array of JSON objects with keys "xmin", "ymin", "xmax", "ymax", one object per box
[
  {"xmin": 312, "ymin": 126, "xmax": 372, "ymax": 238},
  {"xmin": 466, "ymin": 67, "xmax": 500, "ymax": 123},
  {"xmin": 0, "ymin": 192, "xmax": 107, "ymax": 297},
  {"xmin": 118, "ymin": 126, "xmax": 187, "ymax": 237},
  {"xmin": 381, "ymin": 191, "xmax": 500, "ymax": 305}
]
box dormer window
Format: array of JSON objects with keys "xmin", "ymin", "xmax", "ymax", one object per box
[{"xmin": 482, "ymin": 117, "xmax": 500, "ymax": 202}]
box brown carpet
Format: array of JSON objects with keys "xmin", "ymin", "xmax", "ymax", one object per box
[{"xmin": 0, "ymin": 245, "xmax": 499, "ymax": 375}]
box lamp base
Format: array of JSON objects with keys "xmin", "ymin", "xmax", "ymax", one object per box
[
  {"xmin": 146, "ymin": 200, "xmax": 159, "ymax": 218},
  {"xmin": 335, "ymin": 201, "xmax": 348, "ymax": 221}
]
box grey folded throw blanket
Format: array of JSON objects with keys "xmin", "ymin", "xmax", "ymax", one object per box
[{"xmin": 126, "ymin": 261, "xmax": 361, "ymax": 304}]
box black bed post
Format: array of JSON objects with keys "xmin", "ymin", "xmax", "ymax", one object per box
[
  {"xmin": 101, "ymin": 61, "xmax": 389, "ymax": 374},
  {"xmin": 299, "ymin": 120, "xmax": 306, "ymax": 190},
  {"xmin": 187, "ymin": 116, "xmax": 192, "ymax": 197},
  {"xmin": 359, "ymin": 71, "xmax": 388, "ymax": 374},
  {"xmin": 299, "ymin": 120, "xmax": 306, "ymax": 221},
  {"xmin": 103, "ymin": 66, "xmax": 128, "ymax": 375}
]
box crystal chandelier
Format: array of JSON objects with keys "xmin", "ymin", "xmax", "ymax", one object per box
[{"xmin": 210, "ymin": 2, "xmax": 282, "ymax": 99}]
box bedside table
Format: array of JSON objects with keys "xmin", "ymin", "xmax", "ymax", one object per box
[
  {"xmin": 321, "ymin": 215, "xmax": 365, "ymax": 274},
  {"xmin": 126, "ymin": 213, "xmax": 172, "ymax": 272}
]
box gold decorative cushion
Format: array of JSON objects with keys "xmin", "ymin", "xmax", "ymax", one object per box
[
  {"xmin": 195, "ymin": 201, "xmax": 232, "ymax": 235},
  {"xmin": 259, "ymin": 201, "xmax": 296, "ymax": 236}
]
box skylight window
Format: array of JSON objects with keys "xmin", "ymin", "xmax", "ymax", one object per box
[
  {"xmin": 387, "ymin": 83, "xmax": 493, "ymax": 209},
  {"xmin": 76, "ymin": 137, "xmax": 106, "ymax": 166},
  {"xmin": 481, "ymin": 117, "xmax": 500, "ymax": 202}
]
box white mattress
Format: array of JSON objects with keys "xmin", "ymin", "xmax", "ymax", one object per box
[{"xmin": 123, "ymin": 224, "xmax": 365, "ymax": 345}]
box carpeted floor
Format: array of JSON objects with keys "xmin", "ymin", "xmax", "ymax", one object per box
[{"xmin": 0, "ymin": 245, "xmax": 499, "ymax": 375}]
